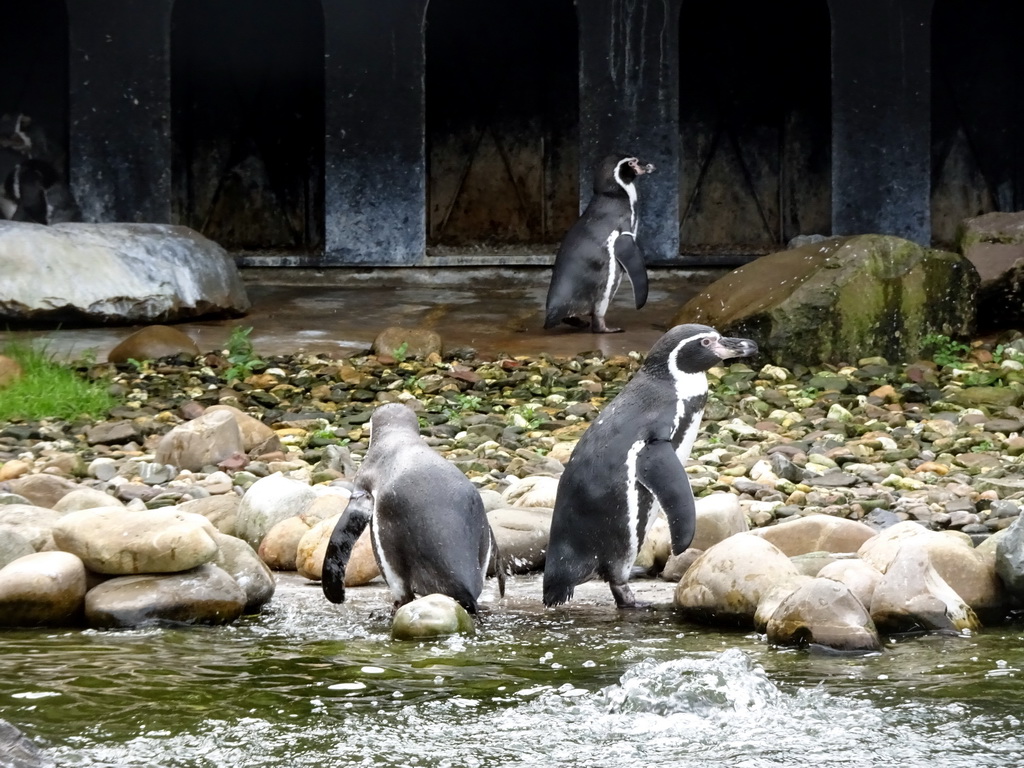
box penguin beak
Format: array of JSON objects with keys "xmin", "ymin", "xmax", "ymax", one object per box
[
  {"xmin": 629, "ymin": 159, "xmax": 656, "ymax": 176},
  {"xmin": 712, "ymin": 335, "xmax": 758, "ymax": 360}
]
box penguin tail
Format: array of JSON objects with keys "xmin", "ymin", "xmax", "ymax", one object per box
[
  {"xmin": 488, "ymin": 528, "xmax": 507, "ymax": 598},
  {"xmin": 321, "ymin": 494, "xmax": 371, "ymax": 604}
]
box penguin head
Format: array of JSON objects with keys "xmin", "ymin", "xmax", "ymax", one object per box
[
  {"xmin": 595, "ymin": 153, "xmax": 656, "ymax": 195},
  {"xmin": 368, "ymin": 402, "xmax": 421, "ymax": 444},
  {"xmin": 646, "ymin": 324, "xmax": 758, "ymax": 376}
]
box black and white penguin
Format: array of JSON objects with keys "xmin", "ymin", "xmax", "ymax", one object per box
[
  {"xmin": 544, "ymin": 153, "xmax": 655, "ymax": 333},
  {"xmin": 321, "ymin": 402, "xmax": 505, "ymax": 614},
  {"xmin": 542, "ymin": 323, "xmax": 758, "ymax": 609},
  {"xmin": 2, "ymin": 158, "xmax": 82, "ymax": 224}
]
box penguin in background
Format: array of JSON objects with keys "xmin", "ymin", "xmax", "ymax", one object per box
[
  {"xmin": 2, "ymin": 158, "xmax": 82, "ymax": 225},
  {"xmin": 544, "ymin": 153, "xmax": 656, "ymax": 333},
  {"xmin": 542, "ymin": 324, "xmax": 758, "ymax": 609},
  {"xmin": 321, "ymin": 402, "xmax": 505, "ymax": 615}
]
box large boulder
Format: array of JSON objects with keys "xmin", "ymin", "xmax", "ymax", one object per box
[
  {"xmin": 672, "ymin": 235, "xmax": 978, "ymax": 365},
  {"xmin": 752, "ymin": 514, "xmax": 877, "ymax": 557},
  {"xmin": 766, "ymin": 577, "xmax": 881, "ymax": 652},
  {"xmin": 0, "ymin": 551, "xmax": 88, "ymax": 627},
  {"xmin": 958, "ymin": 211, "xmax": 1024, "ymax": 331},
  {"xmin": 0, "ymin": 220, "xmax": 249, "ymax": 324}
]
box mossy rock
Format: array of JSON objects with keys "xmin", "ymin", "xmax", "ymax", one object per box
[
  {"xmin": 673, "ymin": 235, "xmax": 979, "ymax": 366},
  {"xmin": 390, "ymin": 593, "xmax": 476, "ymax": 641}
]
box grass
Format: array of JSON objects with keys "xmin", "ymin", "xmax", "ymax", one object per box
[{"xmin": 0, "ymin": 341, "xmax": 116, "ymax": 421}]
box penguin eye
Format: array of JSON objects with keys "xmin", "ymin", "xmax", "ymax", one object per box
[{"xmin": 700, "ymin": 337, "xmax": 713, "ymax": 347}]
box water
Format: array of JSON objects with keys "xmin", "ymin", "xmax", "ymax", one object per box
[{"xmin": 2, "ymin": 574, "xmax": 1022, "ymax": 767}]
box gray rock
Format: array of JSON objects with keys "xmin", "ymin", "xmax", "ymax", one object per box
[
  {"xmin": 995, "ymin": 512, "xmax": 1024, "ymax": 600},
  {"xmin": 0, "ymin": 551, "xmax": 87, "ymax": 627},
  {"xmin": 52, "ymin": 487, "xmax": 123, "ymax": 514},
  {"xmin": 0, "ymin": 718, "xmax": 56, "ymax": 768},
  {"xmin": 154, "ymin": 409, "xmax": 246, "ymax": 472},
  {"xmin": 391, "ymin": 593, "xmax": 475, "ymax": 640},
  {"xmin": 690, "ymin": 493, "xmax": 748, "ymax": 551},
  {"xmin": 0, "ymin": 221, "xmax": 249, "ymax": 324},
  {"xmin": 0, "ymin": 525, "xmax": 34, "ymax": 568},
  {"xmin": 766, "ymin": 577, "xmax": 881, "ymax": 652},
  {"xmin": 0, "ymin": 505, "xmax": 60, "ymax": 551},
  {"xmin": 84, "ymin": 563, "xmax": 247, "ymax": 628},
  {"xmin": 234, "ymin": 473, "xmax": 319, "ymax": 551},
  {"xmin": 211, "ymin": 532, "xmax": 276, "ymax": 613},
  {"xmin": 487, "ymin": 507, "xmax": 551, "ymax": 574},
  {"xmin": 673, "ymin": 234, "xmax": 978, "ymax": 366},
  {"xmin": 959, "ymin": 211, "xmax": 1024, "ymax": 331},
  {"xmin": 177, "ymin": 495, "xmax": 240, "ymax": 537},
  {"xmin": 753, "ymin": 514, "xmax": 877, "ymax": 557},
  {"xmin": 53, "ymin": 506, "xmax": 220, "ymax": 575}
]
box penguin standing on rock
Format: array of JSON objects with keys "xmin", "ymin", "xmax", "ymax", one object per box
[
  {"xmin": 544, "ymin": 153, "xmax": 655, "ymax": 333},
  {"xmin": 321, "ymin": 402, "xmax": 505, "ymax": 615},
  {"xmin": 543, "ymin": 324, "xmax": 758, "ymax": 609}
]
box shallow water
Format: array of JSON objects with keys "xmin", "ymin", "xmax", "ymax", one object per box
[{"xmin": 2, "ymin": 574, "xmax": 1022, "ymax": 768}]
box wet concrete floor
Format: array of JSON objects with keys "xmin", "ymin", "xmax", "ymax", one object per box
[{"xmin": 0, "ymin": 266, "xmax": 725, "ymax": 362}]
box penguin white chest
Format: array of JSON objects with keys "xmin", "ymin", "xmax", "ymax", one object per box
[{"xmin": 671, "ymin": 371, "xmax": 709, "ymax": 464}]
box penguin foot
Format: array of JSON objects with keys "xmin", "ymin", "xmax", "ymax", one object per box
[
  {"xmin": 610, "ymin": 583, "xmax": 649, "ymax": 609},
  {"xmin": 561, "ymin": 317, "xmax": 589, "ymax": 329},
  {"xmin": 590, "ymin": 315, "xmax": 623, "ymax": 334}
]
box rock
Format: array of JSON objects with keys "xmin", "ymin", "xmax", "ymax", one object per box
[
  {"xmin": 84, "ymin": 420, "xmax": 144, "ymax": 446},
  {"xmin": 0, "ymin": 551, "xmax": 88, "ymax": 627},
  {"xmin": 5, "ymin": 474, "xmax": 78, "ymax": 509},
  {"xmin": 0, "ymin": 459, "xmax": 31, "ymax": 481},
  {"xmin": 345, "ymin": 527, "xmax": 381, "ymax": 586},
  {"xmin": 258, "ymin": 516, "xmax": 312, "ymax": 570},
  {"xmin": 210, "ymin": 532, "xmax": 276, "ymax": 613},
  {"xmin": 177, "ymin": 495, "xmax": 240, "ymax": 536},
  {"xmin": 790, "ymin": 551, "xmax": 846, "ymax": 577},
  {"xmin": 295, "ymin": 514, "xmax": 342, "ymax": 581},
  {"xmin": 0, "ymin": 718, "xmax": 55, "ymax": 768},
  {"xmin": 0, "ymin": 505, "xmax": 60, "ymax": 551},
  {"xmin": 660, "ymin": 549, "xmax": 703, "ymax": 582},
  {"xmin": 635, "ymin": 512, "xmax": 671, "ymax": 574},
  {"xmin": 84, "ymin": 563, "xmax": 247, "ymax": 628},
  {"xmin": 0, "ymin": 525, "xmax": 35, "ymax": 568},
  {"xmin": 817, "ymin": 558, "xmax": 884, "ymax": 612},
  {"xmin": 205, "ymin": 404, "xmax": 284, "ymax": 456},
  {"xmin": 107, "ymin": 325, "xmax": 201, "ymax": 364},
  {"xmin": 153, "ymin": 409, "xmax": 246, "ymax": 472},
  {"xmin": 690, "ymin": 493, "xmax": 748, "ymax": 550},
  {"xmin": 675, "ymin": 532, "xmax": 803, "ymax": 626},
  {"xmin": 487, "ymin": 507, "xmax": 551, "ymax": 574},
  {"xmin": 372, "ymin": 326, "xmax": 443, "ymax": 360},
  {"xmin": 52, "ymin": 487, "xmax": 122, "ymax": 514},
  {"xmin": 234, "ymin": 473, "xmax": 320, "ymax": 551},
  {"xmin": 673, "ymin": 234, "xmax": 978, "ymax": 365},
  {"xmin": 994, "ymin": 512, "xmax": 1024, "ymax": 600},
  {"xmin": 752, "ymin": 514, "xmax": 877, "ymax": 556},
  {"xmin": 766, "ymin": 577, "xmax": 882, "ymax": 652},
  {"xmin": 0, "ymin": 221, "xmax": 250, "ymax": 324},
  {"xmin": 869, "ymin": 544, "xmax": 981, "ymax": 633},
  {"xmin": 859, "ymin": 522, "xmax": 1003, "ymax": 616},
  {"xmin": 502, "ymin": 475, "xmax": 559, "ymax": 508},
  {"xmin": 958, "ymin": 211, "xmax": 1024, "ymax": 331},
  {"xmin": 391, "ymin": 593, "xmax": 475, "ymax": 640},
  {"xmin": 52, "ymin": 506, "xmax": 220, "ymax": 575}
]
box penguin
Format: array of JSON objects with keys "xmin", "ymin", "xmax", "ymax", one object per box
[
  {"xmin": 321, "ymin": 402, "xmax": 505, "ymax": 614},
  {"xmin": 544, "ymin": 153, "xmax": 656, "ymax": 333},
  {"xmin": 2, "ymin": 158, "xmax": 82, "ymax": 224},
  {"xmin": 542, "ymin": 323, "xmax": 758, "ymax": 609}
]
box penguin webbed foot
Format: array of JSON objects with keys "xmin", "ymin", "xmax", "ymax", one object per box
[
  {"xmin": 610, "ymin": 583, "xmax": 651, "ymax": 610},
  {"xmin": 561, "ymin": 316, "xmax": 589, "ymax": 329},
  {"xmin": 590, "ymin": 313, "xmax": 623, "ymax": 334}
]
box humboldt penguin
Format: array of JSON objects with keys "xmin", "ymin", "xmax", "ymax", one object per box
[
  {"xmin": 2, "ymin": 158, "xmax": 82, "ymax": 224},
  {"xmin": 544, "ymin": 153, "xmax": 655, "ymax": 333},
  {"xmin": 542, "ymin": 324, "xmax": 758, "ymax": 608},
  {"xmin": 321, "ymin": 403, "xmax": 504, "ymax": 614}
]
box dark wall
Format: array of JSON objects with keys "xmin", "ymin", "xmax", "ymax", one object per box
[
  {"xmin": 932, "ymin": 0, "xmax": 1024, "ymax": 246},
  {"xmin": 171, "ymin": 0, "xmax": 324, "ymax": 252},
  {"xmin": 0, "ymin": 0, "xmax": 69, "ymax": 181},
  {"xmin": 425, "ymin": 0, "xmax": 578, "ymax": 249},
  {"xmin": 679, "ymin": 0, "xmax": 831, "ymax": 258}
]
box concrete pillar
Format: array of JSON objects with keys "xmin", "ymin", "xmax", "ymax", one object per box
[
  {"xmin": 323, "ymin": 0, "xmax": 428, "ymax": 266},
  {"xmin": 577, "ymin": 0, "xmax": 683, "ymax": 263},
  {"xmin": 829, "ymin": 0, "xmax": 933, "ymax": 243},
  {"xmin": 67, "ymin": 0, "xmax": 173, "ymax": 223}
]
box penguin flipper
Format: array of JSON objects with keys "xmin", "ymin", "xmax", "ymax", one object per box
[
  {"xmin": 614, "ymin": 233, "xmax": 649, "ymax": 309},
  {"xmin": 635, "ymin": 440, "xmax": 696, "ymax": 554},
  {"xmin": 321, "ymin": 494, "xmax": 372, "ymax": 604}
]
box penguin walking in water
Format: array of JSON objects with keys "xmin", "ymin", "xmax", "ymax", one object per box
[
  {"xmin": 322, "ymin": 402, "xmax": 505, "ymax": 615},
  {"xmin": 544, "ymin": 153, "xmax": 655, "ymax": 333},
  {"xmin": 2, "ymin": 158, "xmax": 82, "ymax": 224},
  {"xmin": 543, "ymin": 324, "xmax": 758, "ymax": 609}
]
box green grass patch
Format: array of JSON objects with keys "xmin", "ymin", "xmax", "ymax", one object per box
[{"xmin": 0, "ymin": 341, "xmax": 116, "ymax": 421}]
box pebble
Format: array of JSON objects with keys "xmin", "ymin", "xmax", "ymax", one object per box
[{"xmin": 0, "ymin": 341, "xmax": 1022, "ymax": 543}]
